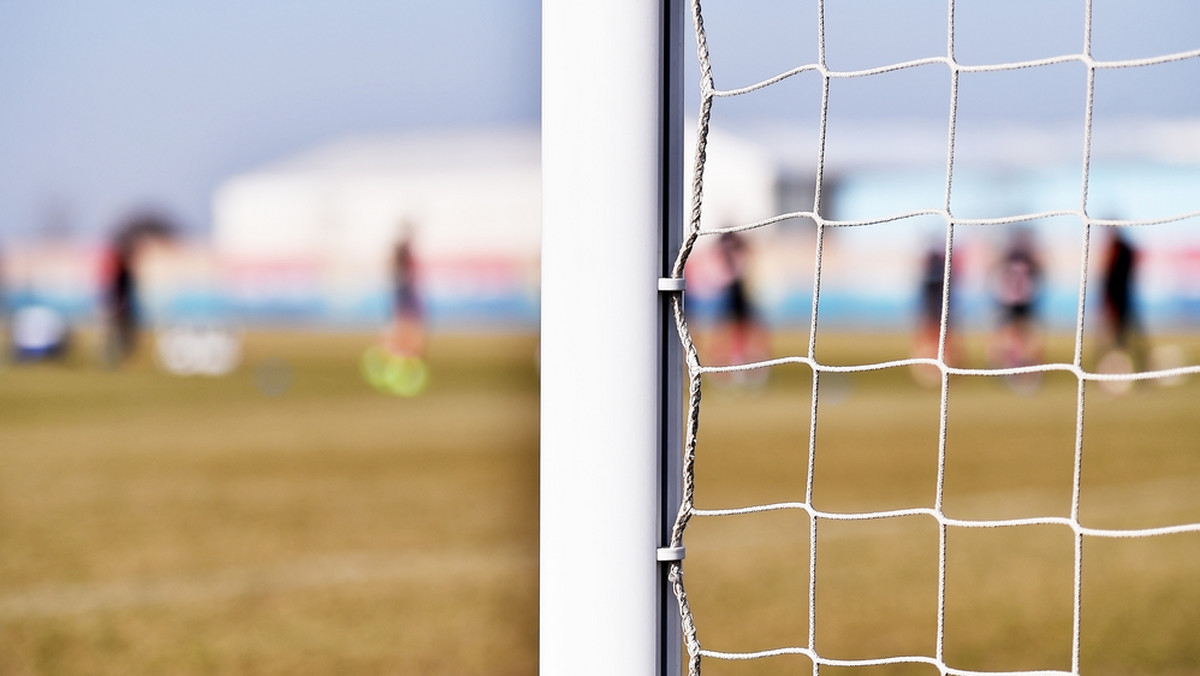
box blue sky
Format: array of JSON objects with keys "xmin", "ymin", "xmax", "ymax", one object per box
[
  {"xmin": 0, "ymin": 1, "xmax": 541, "ymax": 241},
  {"xmin": 1, "ymin": 1, "xmax": 1198, "ymax": 243}
]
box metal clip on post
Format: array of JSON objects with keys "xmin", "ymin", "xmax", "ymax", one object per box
[
  {"xmin": 656, "ymin": 546, "xmax": 686, "ymax": 562},
  {"xmin": 657, "ymin": 277, "xmax": 686, "ymax": 293}
]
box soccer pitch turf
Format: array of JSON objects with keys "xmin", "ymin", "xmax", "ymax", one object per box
[{"xmin": 0, "ymin": 329, "xmax": 1197, "ymax": 675}]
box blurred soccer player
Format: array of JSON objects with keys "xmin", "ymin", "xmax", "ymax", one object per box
[
  {"xmin": 910, "ymin": 241, "xmax": 960, "ymax": 386},
  {"xmin": 104, "ymin": 236, "xmax": 136, "ymax": 363},
  {"xmin": 1097, "ymin": 231, "xmax": 1146, "ymax": 385},
  {"xmin": 363, "ymin": 222, "xmax": 429, "ymax": 396},
  {"xmin": 1102, "ymin": 232, "xmax": 1141, "ymax": 354},
  {"xmin": 101, "ymin": 212, "xmax": 174, "ymax": 365},
  {"xmin": 988, "ymin": 227, "xmax": 1045, "ymax": 391},
  {"xmin": 386, "ymin": 223, "xmax": 424, "ymax": 358},
  {"xmin": 710, "ymin": 231, "xmax": 768, "ymax": 386}
]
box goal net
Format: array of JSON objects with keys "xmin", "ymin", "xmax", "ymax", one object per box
[{"xmin": 661, "ymin": 1, "xmax": 1200, "ymax": 674}]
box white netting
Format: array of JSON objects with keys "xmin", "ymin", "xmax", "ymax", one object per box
[{"xmin": 663, "ymin": 1, "xmax": 1200, "ymax": 674}]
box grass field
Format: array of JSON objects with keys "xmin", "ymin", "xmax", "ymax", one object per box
[
  {"xmin": 688, "ymin": 331, "xmax": 1200, "ymax": 675},
  {"xmin": 0, "ymin": 330, "xmax": 540, "ymax": 676},
  {"xmin": 1, "ymin": 328, "xmax": 1197, "ymax": 675}
]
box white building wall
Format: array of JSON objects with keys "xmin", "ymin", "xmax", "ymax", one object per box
[{"xmin": 209, "ymin": 126, "xmax": 779, "ymax": 325}]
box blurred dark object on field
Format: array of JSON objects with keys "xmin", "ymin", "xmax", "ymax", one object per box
[{"xmin": 101, "ymin": 211, "xmax": 176, "ymax": 366}]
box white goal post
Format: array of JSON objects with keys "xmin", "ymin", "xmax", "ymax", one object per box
[{"xmin": 541, "ymin": 1, "xmax": 685, "ymax": 675}]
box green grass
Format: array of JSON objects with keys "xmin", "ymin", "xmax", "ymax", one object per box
[{"xmin": 1, "ymin": 329, "xmax": 1198, "ymax": 674}]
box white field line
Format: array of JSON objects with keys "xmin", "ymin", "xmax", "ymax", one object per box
[{"xmin": 0, "ymin": 546, "xmax": 533, "ymax": 620}]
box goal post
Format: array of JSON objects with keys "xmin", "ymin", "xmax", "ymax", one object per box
[{"xmin": 540, "ymin": 1, "xmax": 684, "ymax": 675}]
